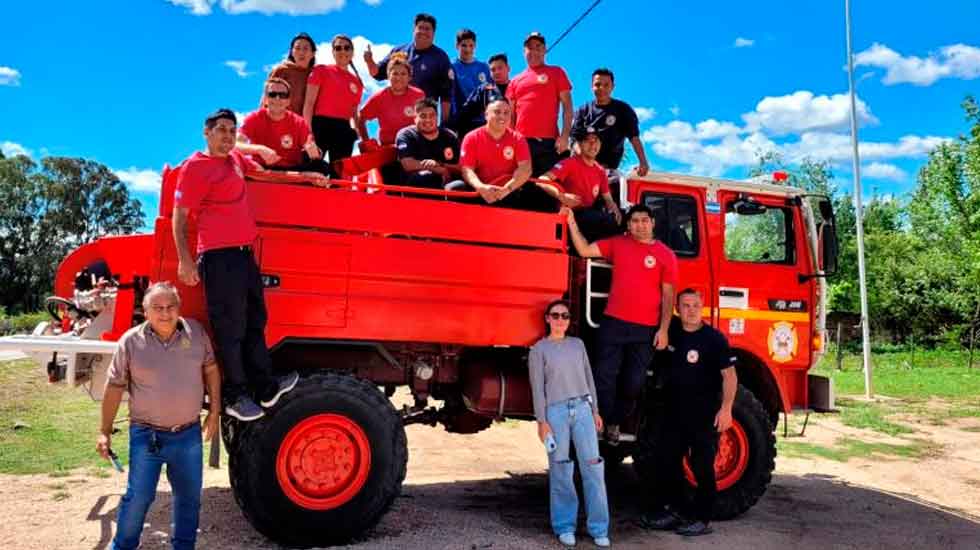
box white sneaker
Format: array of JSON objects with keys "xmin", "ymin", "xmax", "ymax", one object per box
[
  {"xmin": 594, "ymin": 536, "xmax": 611, "ymax": 547},
  {"xmin": 558, "ymin": 532, "xmax": 576, "ymax": 546}
]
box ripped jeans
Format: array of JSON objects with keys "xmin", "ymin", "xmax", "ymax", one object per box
[{"xmin": 546, "ymin": 396, "xmax": 610, "ymax": 538}]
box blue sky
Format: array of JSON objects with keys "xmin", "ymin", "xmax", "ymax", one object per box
[{"xmin": 1, "ymin": 0, "xmax": 978, "ymax": 227}]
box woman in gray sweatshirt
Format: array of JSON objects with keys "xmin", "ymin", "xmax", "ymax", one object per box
[{"xmin": 528, "ymin": 300, "xmax": 610, "ymax": 548}]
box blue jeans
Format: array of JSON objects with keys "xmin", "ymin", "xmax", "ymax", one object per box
[
  {"xmin": 545, "ymin": 396, "xmax": 610, "ymax": 538},
  {"xmin": 112, "ymin": 423, "xmax": 203, "ymax": 550}
]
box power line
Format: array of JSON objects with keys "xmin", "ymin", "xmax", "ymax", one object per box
[{"xmin": 547, "ymin": 0, "xmax": 605, "ymax": 53}]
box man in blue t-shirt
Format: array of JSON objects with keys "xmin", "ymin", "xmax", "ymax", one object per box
[
  {"xmin": 365, "ymin": 13, "xmax": 454, "ymax": 123},
  {"xmin": 452, "ymin": 53, "xmax": 511, "ymax": 139},
  {"xmin": 572, "ymin": 68, "xmax": 650, "ymax": 175},
  {"xmin": 451, "ymin": 29, "xmax": 492, "ymax": 123}
]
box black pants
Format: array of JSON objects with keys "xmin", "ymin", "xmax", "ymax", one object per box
[
  {"xmin": 653, "ymin": 413, "xmax": 719, "ymax": 522},
  {"xmin": 311, "ymin": 116, "xmax": 357, "ymax": 176},
  {"xmin": 527, "ymin": 137, "xmax": 568, "ymax": 177},
  {"xmin": 198, "ymin": 247, "xmax": 275, "ymax": 403},
  {"xmin": 268, "ymin": 156, "xmax": 331, "ymax": 176},
  {"xmin": 574, "ymin": 206, "xmax": 621, "ymax": 243},
  {"xmin": 594, "ymin": 315, "xmax": 656, "ymax": 425}
]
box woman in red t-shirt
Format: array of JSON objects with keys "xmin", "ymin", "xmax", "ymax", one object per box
[
  {"xmin": 303, "ymin": 34, "xmax": 364, "ymax": 175},
  {"xmin": 356, "ymin": 53, "xmax": 425, "ymax": 148},
  {"xmin": 262, "ymin": 32, "xmax": 316, "ymax": 115}
]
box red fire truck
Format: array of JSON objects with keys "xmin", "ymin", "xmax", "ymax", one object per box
[{"xmin": 0, "ymin": 150, "xmax": 838, "ymax": 548}]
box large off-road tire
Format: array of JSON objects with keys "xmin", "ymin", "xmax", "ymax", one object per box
[
  {"xmin": 229, "ymin": 372, "xmax": 408, "ymax": 548},
  {"xmin": 633, "ymin": 385, "xmax": 775, "ymax": 520}
]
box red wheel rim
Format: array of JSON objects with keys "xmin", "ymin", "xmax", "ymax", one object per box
[
  {"xmin": 276, "ymin": 414, "xmax": 372, "ymax": 510},
  {"xmin": 683, "ymin": 420, "xmax": 750, "ymax": 491}
]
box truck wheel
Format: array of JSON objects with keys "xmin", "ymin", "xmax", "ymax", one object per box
[
  {"xmin": 229, "ymin": 372, "xmax": 408, "ymax": 548},
  {"xmin": 633, "ymin": 385, "xmax": 775, "ymax": 520}
]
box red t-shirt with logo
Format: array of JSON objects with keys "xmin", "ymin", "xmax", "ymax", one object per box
[
  {"xmin": 239, "ymin": 109, "xmax": 311, "ymax": 168},
  {"xmin": 459, "ymin": 126, "xmax": 531, "ymax": 185},
  {"xmin": 174, "ymin": 150, "xmax": 259, "ymax": 254},
  {"xmin": 308, "ymin": 64, "xmax": 363, "ymax": 120},
  {"xmin": 548, "ymin": 155, "xmax": 610, "ymax": 208},
  {"xmin": 596, "ymin": 236, "xmax": 679, "ymax": 326},
  {"xmin": 360, "ymin": 86, "xmax": 426, "ymax": 145},
  {"xmin": 506, "ymin": 64, "xmax": 572, "ymax": 139}
]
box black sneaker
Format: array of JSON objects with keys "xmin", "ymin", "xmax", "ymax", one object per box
[
  {"xmin": 605, "ymin": 424, "xmax": 621, "ymax": 446},
  {"xmin": 676, "ymin": 521, "xmax": 713, "ymax": 537},
  {"xmin": 225, "ymin": 396, "xmax": 265, "ymax": 421},
  {"xmin": 640, "ymin": 509, "xmax": 682, "ymax": 531},
  {"xmin": 259, "ymin": 371, "xmax": 300, "ymax": 408}
]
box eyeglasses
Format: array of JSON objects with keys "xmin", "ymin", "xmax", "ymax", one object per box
[
  {"xmin": 333, "ymin": 44, "xmax": 353, "ymax": 52},
  {"xmin": 548, "ymin": 312, "xmax": 571, "ymax": 320},
  {"xmin": 266, "ymin": 91, "xmax": 289, "ymax": 99}
]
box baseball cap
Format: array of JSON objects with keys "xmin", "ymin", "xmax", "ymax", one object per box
[{"xmin": 524, "ymin": 31, "xmax": 546, "ymax": 46}]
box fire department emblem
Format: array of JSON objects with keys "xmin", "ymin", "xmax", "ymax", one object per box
[
  {"xmin": 686, "ymin": 349, "xmax": 699, "ymax": 364},
  {"xmin": 421, "ymin": 63, "xmax": 428, "ymax": 71},
  {"xmin": 605, "ymin": 114, "xmax": 616, "ymax": 126},
  {"xmin": 767, "ymin": 321, "xmax": 798, "ymax": 363},
  {"xmin": 348, "ymin": 82, "xmax": 358, "ymax": 94},
  {"xmin": 280, "ymin": 134, "xmax": 294, "ymax": 149},
  {"xmin": 448, "ymin": 68, "xmax": 455, "ymax": 79},
  {"xmin": 444, "ymin": 147, "xmax": 454, "ymax": 160},
  {"xmin": 643, "ymin": 255, "xmax": 656, "ymax": 268},
  {"xmin": 537, "ymin": 73, "xmax": 549, "ymax": 84},
  {"xmin": 503, "ymin": 146, "xmax": 515, "ymax": 159},
  {"xmin": 478, "ymin": 72, "xmax": 487, "ymax": 82},
  {"xmin": 592, "ymin": 184, "xmax": 599, "ymax": 197},
  {"xmin": 403, "ymin": 106, "xmax": 415, "ymax": 117}
]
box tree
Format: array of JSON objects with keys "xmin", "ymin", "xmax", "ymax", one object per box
[{"xmin": 0, "ymin": 156, "xmax": 143, "ymax": 312}]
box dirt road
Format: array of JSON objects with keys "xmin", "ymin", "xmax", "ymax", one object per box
[{"xmin": 2, "ymin": 412, "xmax": 980, "ymax": 549}]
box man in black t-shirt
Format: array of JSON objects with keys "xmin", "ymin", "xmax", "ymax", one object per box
[
  {"xmin": 641, "ymin": 288, "xmax": 737, "ymax": 537},
  {"xmin": 396, "ymin": 98, "xmax": 462, "ymax": 191}
]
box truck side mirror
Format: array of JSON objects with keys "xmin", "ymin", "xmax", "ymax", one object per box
[
  {"xmin": 817, "ymin": 198, "xmax": 838, "ymax": 275},
  {"xmin": 731, "ymin": 195, "xmax": 767, "ymax": 216}
]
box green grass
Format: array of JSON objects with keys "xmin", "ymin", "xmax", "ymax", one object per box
[
  {"xmin": 814, "ymin": 350, "xmax": 980, "ymax": 399},
  {"xmin": 0, "ymin": 359, "xmax": 129, "ymax": 475},
  {"xmin": 836, "ymin": 398, "xmax": 914, "ymax": 436},
  {"xmin": 778, "ymin": 436, "xmax": 935, "ymax": 462}
]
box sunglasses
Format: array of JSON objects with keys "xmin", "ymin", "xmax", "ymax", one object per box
[
  {"xmin": 266, "ymin": 91, "xmax": 289, "ymax": 99},
  {"xmin": 548, "ymin": 312, "xmax": 571, "ymax": 320},
  {"xmin": 333, "ymin": 44, "xmax": 353, "ymax": 52}
]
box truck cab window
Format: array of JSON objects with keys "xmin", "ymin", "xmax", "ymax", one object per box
[
  {"xmin": 641, "ymin": 193, "xmax": 699, "ymax": 257},
  {"xmin": 724, "ymin": 204, "xmax": 795, "ymax": 264}
]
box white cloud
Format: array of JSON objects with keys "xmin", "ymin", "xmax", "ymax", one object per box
[
  {"xmin": 634, "ymin": 107, "xmax": 656, "ymax": 123},
  {"xmin": 224, "ymin": 60, "xmax": 251, "ymax": 78},
  {"xmin": 1, "ymin": 141, "xmax": 31, "ymax": 158},
  {"xmin": 669, "ymin": 105, "xmax": 680, "ymax": 117},
  {"xmin": 169, "ymin": 0, "xmax": 381, "ymax": 15},
  {"xmin": 734, "ymin": 37, "xmax": 755, "ymax": 48},
  {"xmin": 114, "ymin": 168, "xmax": 162, "ymax": 192},
  {"xmin": 862, "ymin": 162, "xmax": 908, "ymax": 182},
  {"xmin": 167, "ymin": 0, "xmax": 215, "ymax": 15},
  {"xmin": 854, "ymin": 42, "xmax": 980, "ymax": 86},
  {"xmin": 742, "ymin": 90, "xmax": 877, "ymax": 136},
  {"xmin": 781, "ymin": 132, "xmax": 949, "ymax": 164},
  {"xmin": 0, "ymin": 66, "xmax": 21, "ymax": 86}
]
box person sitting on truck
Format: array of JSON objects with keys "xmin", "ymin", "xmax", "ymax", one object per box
[
  {"xmin": 640, "ymin": 288, "xmax": 737, "ymax": 537},
  {"xmin": 396, "ymin": 98, "xmax": 463, "ymax": 192},
  {"xmin": 364, "ymin": 13, "xmax": 454, "ymax": 123},
  {"xmin": 450, "ymin": 29, "xmax": 491, "ymax": 132},
  {"xmin": 262, "ymin": 32, "xmax": 316, "ymax": 115},
  {"xmin": 536, "ymin": 126, "xmax": 622, "ymax": 242},
  {"xmin": 303, "ymin": 34, "xmax": 364, "ymax": 176},
  {"xmin": 172, "ymin": 108, "xmax": 302, "ymax": 422},
  {"xmin": 238, "ymin": 77, "xmax": 330, "ymax": 176},
  {"xmin": 458, "ymin": 98, "xmax": 535, "ymax": 208},
  {"xmin": 357, "ymin": 53, "xmax": 426, "ymax": 149},
  {"xmin": 563, "ymin": 203, "xmax": 678, "ymax": 445},
  {"xmin": 529, "ymin": 299, "xmax": 610, "ymax": 548},
  {"xmin": 506, "ymin": 32, "xmax": 573, "ymax": 181},
  {"xmin": 97, "ymin": 282, "xmax": 220, "ymax": 550},
  {"xmin": 451, "ymin": 52, "xmax": 511, "ymax": 139},
  {"xmin": 571, "ymin": 68, "xmax": 650, "ymax": 177}
]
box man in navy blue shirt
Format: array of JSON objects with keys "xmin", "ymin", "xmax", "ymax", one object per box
[
  {"xmin": 451, "ymin": 29, "xmax": 491, "ymax": 124},
  {"xmin": 452, "ymin": 53, "xmax": 511, "ymax": 139},
  {"xmin": 572, "ymin": 68, "xmax": 650, "ymax": 179},
  {"xmin": 366, "ymin": 13, "xmax": 454, "ymax": 123}
]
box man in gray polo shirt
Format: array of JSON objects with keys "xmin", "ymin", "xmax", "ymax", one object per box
[{"xmin": 96, "ymin": 282, "xmax": 220, "ymax": 550}]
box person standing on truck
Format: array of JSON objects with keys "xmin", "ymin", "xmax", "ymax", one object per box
[
  {"xmin": 536, "ymin": 127, "xmax": 622, "ymax": 241},
  {"xmin": 396, "ymin": 98, "xmax": 463, "ymax": 191},
  {"xmin": 506, "ymin": 32, "xmax": 573, "ymax": 181},
  {"xmin": 262, "ymin": 32, "xmax": 316, "ymax": 115},
  {"xmin": 529, "ymin": 300, "xmax": 610, "ymax": 548},
  {"xmin": 238, "ymin": 77, "xmax": 330, "ymax": 175},
  {"xmin": 365, "ymin": 13, "xmax": 454, "ymax": 123},
  {"xmin": 173, "ymin": 108, "xmax": 301, "ymax": 422},
  {"xmin": 458, "ymin": 97, "xmax": 537, "ymax": 208},
  {"xmin": 571, "ymin": 68, "xmax": 650, "ymax": 177},
  {"xmin": 564, "ymin": 203, "xmax": 678, "ymax": 444},
  {"xmin": 451, "ymin": 53, "xmax": 511, "ymax": 139},
  {"xmin": 641, "ymin": 288, "xmax": 737, "ymax": 537},
  {"xmin": 97, "ymin": 282, "xmax": 220, "ymax": 550},
  {"xmin": 450, "ymin": 29, "xmax": 491, "ymax": 130},
  {"xmin": 303, "ymin": 34, "xmax": 363, "ymax": 176},
  {"xmin": 357, "ymin": 53, "xmax": 426, "ymax": 149}
]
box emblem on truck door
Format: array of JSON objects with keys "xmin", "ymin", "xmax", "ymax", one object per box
[{"xmin": 767, "ymin": 321, "xmax": 798, "ymax": 363}]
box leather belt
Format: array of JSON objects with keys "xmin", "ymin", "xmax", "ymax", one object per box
[{"xmin": 134, "ymin": 420, "xmax": 199, "ymax": 433}]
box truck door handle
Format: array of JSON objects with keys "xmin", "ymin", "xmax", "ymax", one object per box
[{"xmin": 720, "ymin": 289, "xmax": 745, "ymax": 298}]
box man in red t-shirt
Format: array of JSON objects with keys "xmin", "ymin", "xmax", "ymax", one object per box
[
  {"xmin": 238, "ymin": 77, "xmax": 330, "ymax": 176},
  {"xmin": 537, "ymin": 127, "xmax": 622, "ymax": 240},
  {"xmin": 173, "ymin": 109, "xmax": 314, "ymax": 422},
  {"xmin": 565, "ymin": 203, "xmax": 678, "ymax": 444},
  {"xmin": 459, "ymin": 97, "xmax": 533, "ymax": 208},
  {"xmin": 506, "ymin": 32, "xmax": 573, "ymax": 182}
]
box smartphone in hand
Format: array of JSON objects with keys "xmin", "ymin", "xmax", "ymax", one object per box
[
  {"xmin": 544, "ymin": 432, "xmax": 557, "ymax": 454},
  {"xmin": 107, "ymin": 449, "xmax": 124, "ymax": 473}
]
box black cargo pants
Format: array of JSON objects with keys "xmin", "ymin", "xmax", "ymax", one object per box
[{"xmin": 652, "ymin": 411, "xmax": 719, "ymax": 523}]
